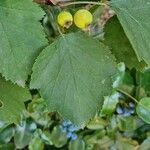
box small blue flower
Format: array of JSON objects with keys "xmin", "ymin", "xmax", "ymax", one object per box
[
  {"xmin": 62, "ymin": 120, "xmax": 72, "ymax": 127},
  {"xmin": 123, "ymin": 108, "xmax": 131, "ymax": 116},
  {"xmin": 60, "ymin": 120, "xmax": 80, "ymax": 140},
  {"xmin": 129, "ymin": 102, "xmax": 135, "ymax": 108},
  {"xmin": 59, "ymin": 125, "xmax": 68, "ymax": 133},
  {"xmin": 71, "ymin": 133, "xmax": 78, "ymax": 140},
  {"xmin": 129, "ymin": 109, "xmax": 134, "ymax": 114},
  {"xmin": 68, "ymin": 125, "xmax": 78, "ymax": 132},
  {"xmin": 123, "ymin": 112, "xmax": 131, "ymax": 117},
  {"xmin": 66, "ymin": 132, "xmax": 72, "ymax": 138},
  {"xmin": 116, "ymin": 106, "xmax": 124, "ymax": 114}
]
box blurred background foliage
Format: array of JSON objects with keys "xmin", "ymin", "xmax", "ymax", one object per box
[
  {"xmin": 0, "ymin": 64, "xmax": 150, "ymax": 150},
  {"xmin": 0, "ymin": 1, "xmax": 150, "ymax": 150}
]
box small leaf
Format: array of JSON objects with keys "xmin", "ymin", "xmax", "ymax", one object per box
[
  {"xmin": 40, "ymin": 130, "xmax": 53, "ymax": 145},
  {"xmin": 29, "ymin": 136, "xmax": 44, "ymax": 150},
  {"xmin": 140, "ymin": 137, "xmax": 150, "ymax": 150},
  {"xmin": 51, "ymin": 126, "xmax": 68, "ymax": 148},
  {"xmin": 87, "ymin": 118, "xmax": 107, "ymax": 130},
  {"xmin": 110, "ymin": 0, "xmax": 150, "ymax": 65},
  {"xmin": 27, "ymin": 98, "xmax": 52, "ymax": 127},
  {"xmin": 136, "ymin": 70, "xmax": 150, "ymax": 96},
  {"xmin": 112, "ymin": 63, "xmax": 125, "ymax": 88},
  {"xmin": 120, "ymin": 71, "xmax": 135, "ymax": 95},
  {"xmin": 69, "ymin": 139, "xmax": 85, "ymax": 150},
  {"xmin": 0, "ymin": 143, "xmax": 15, "ymax": 150},
  {"xmin": 14, "ymin": 120, "xmax": 36, "ymax": 149},
  {"xmin": 117, "ymin": 116, "xmax": 138, "ymax": 132},
  {"xmin": 115, "ymin": 138, "xmax": 137, "ymax": 150},
  {"xmin": 0, "ymin": 125, "xmax": 15, "ymax": 144},
  {"xmin": 101, "ymin": 92, "xmax": 120, "ymax": 116},
  {"xmin": 136, "ymin": 97, "xmax": 150, "ymax": 124},
  {"xmin": 92, "ymin": 136, "xmax": 114, "ymax": 149},
  {"xmin": 0, "ymin": 77, "xmax": 31, "ymax": 123},
  {"xmin": 30, "ymin": 32, "xmax": 117, "ymax": 126}
]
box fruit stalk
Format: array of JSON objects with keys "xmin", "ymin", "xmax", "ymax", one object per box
[{"xmin": 58, "ymin": 1, "xmax": 107, "ymax": 7}]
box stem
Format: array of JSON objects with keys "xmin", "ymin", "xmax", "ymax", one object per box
[
  {"xmin": 56, "ymin": 24, "xmax": 65, "ymax": 39},
  {"xmin": 59, "ymin": 1, "xmax": 107, "ymax": 7},
  {"xmin": 118, "ymin": 89, "xmax": 150, "ymax": 113},
  {"xmin": 117, "ymin": 88, "xmax": 139, "ymax": 103}
]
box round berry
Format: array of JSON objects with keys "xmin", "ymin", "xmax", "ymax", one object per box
[
  {"xmin": 57, "ymin": 11, "xmax": 73, "ymax": 28},
  {"xmin": 74, "ymin": 9, "xmax": 93, "ymax": 29}
]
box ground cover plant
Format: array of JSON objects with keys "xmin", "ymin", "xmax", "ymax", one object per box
[{"xmin": 0, "ymin": 0, "xmax": 150, "ymax": 149}]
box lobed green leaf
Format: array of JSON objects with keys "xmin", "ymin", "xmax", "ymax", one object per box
[
  {"xmin": 0, "ymin": 0, "xmax": 47, "ymax": 86},
  {"xmin": 30, "ymin": 32, "xmax": 117, "ymax": 126},
  {"xmin": 110, "ymin": 0, "xmax": 150, "ymax": 66}
]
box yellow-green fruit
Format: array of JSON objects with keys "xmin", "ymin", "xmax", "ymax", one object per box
[
  {"xmin": 57, "ymin": 11, "xmax": 73, "ymax": 28},
  {"xmin": 74, "ymin": 9, "xmax": 93, "ymax": 29}
]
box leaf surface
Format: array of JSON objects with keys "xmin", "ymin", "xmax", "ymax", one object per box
[
  {"xmin": 101, "ymin": 92, "xmax": 119, "ymax": 116},
  {"xmin": 0, "ymin": 0, "xmax": 47, "ymax": 85},
  {"xmin": 104, "ymin": 16, "xmax": 147, "ymax": 70},
  {"xmin": 0, "ymin": 77, "xmax": 31, "ymax": 123},
  {"xmin": 136, "ymin": 97, "xmax": 150, "ymax": 124},
  {"xmin": 110, "ymin": 0, "xmax": 150, "ymax": 65},
  {"xmin": 31, "ymin": 33, "xmax": 116, "ymax": 126}
]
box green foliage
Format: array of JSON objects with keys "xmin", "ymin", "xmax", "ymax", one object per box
[
  {"xmin": 0, "ymin": 0, "xmax": 150, "ymax": 149},
  {"xmin": 29, "ymin": 131, "xmax": 44, "ymax": 150},
  {"xmin": 0, "ymin": 143, "xmax": 15, "ymax": 150},
  {"xmin": 136, "ymin": 70, "xmax": 150, "ymax": 96},
  {"xmin": 69, "ymin": 139, "xmax": 85, "ymax": 150},
  {"xmin": 104, "ymin": 16, "xmax": 147, "ymax": 70},
  {"xmin": 140, "ymin": 137, "xmax": 150, "ymax": 150},
  {"xmin": 136, "ymin": 97, "xmax": 150, "ymax": 124},
  {"xmin": 110, "ymin": 0, "xmax": 150, "ymax": 65},
  {"xmin": 30, "ymin": 32, "xmax": 116, "ymax": 126},
  {"xmin": 0, "ymin": 125, "xmax": 14, "ymax": 144},
  {"xmin": 14, "ymin": 120, "xmax": 37, "ymax": 149},
  {"xmin": 100, "ymin": 92, "xmax": 119, "ymax": 116},
  {"xmin": 50, "ymin": 126, "xmax": 68, "ymax": 148},
  {"xmin": 0, "ymin": 0, "xmax": 47, "ymax": 85},
  {"xmin": 0, "ymin": 77, "xmax": 31, "ymax": 123}
]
